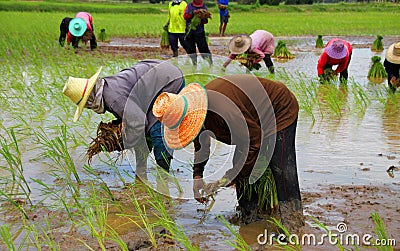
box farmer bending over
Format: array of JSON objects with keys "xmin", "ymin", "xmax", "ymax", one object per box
[
  {"xmin": 152, "ymin": 75, "xmax": 304, "ymax": 231},
  {"xmin": 62, "ymin": 60, "xmax": 185, "ymax": 178},
  {"xmin": 317, "ymin": 38, "xmax": 352, "ymax": 84},
  {"xmin": 222, "ymin": 30, "xmax": 275, "ymax": 73},
  {"xmin": 384, "ymin": 42, "xmax": 400, "ymax": 93},
  {"xmin": 67, "ymin": 12, "xmax": 97, "ymax": 50}
]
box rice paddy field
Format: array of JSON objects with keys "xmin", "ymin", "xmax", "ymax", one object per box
[{"xmin": 0, "ymin": 2, "xmax": 400, "ymax": 250}]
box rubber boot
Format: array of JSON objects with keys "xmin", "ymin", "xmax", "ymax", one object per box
[{"xmin": 173, "ymin": 50, "xmax": 178, "ymax": 57}]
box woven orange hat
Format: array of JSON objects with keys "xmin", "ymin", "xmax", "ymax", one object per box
[{"xmin": 152, "ymin": 83, "xmax": 208, "ymax": 150}]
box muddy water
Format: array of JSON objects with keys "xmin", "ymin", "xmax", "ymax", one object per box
[
  {"xmin": 3, "ymin": 36, "xmax": 400, "ymax": 250},
  {"xmin": 99, "ymin": 36, "xmax": 400, "ymax": 250}
]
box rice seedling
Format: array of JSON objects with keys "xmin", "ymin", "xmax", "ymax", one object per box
[
  {"xmin": 351, "ymin": 81, "xmax": 370, "ymax": 115},
  {"xmin": 119, "ymin": 187, "xmax": 159, "ymax": 248},
  {"xmin": 268, "ymin": 217, "xmax": 301, "ymax": 251},
  {"xmin": 316, "ymin": 35, "xmax": 324, "ymax": 48},
  {"xmin": 34, "ymin": 125, "xmax": 81, "ymax": 185},
  {"xmin": 0, "ymin": 128, "xmax": 31, "ymax": 205},
  {"xmin": 160, "ymin": 29, "xmax": 170, "ymax": 50},
  {"xmin": 25, "ymin": 219, "xmax": 61, "ymax": 251},
  {"xmin": 98, "ymin": 29, "xmax": 110, "ymax": 43},
  {"xmin": 217, "ymin": 215, "xmax": 252, "ymax": 251},
  {"xmin": 368, "ymin": 56, "xmax": 387, "ymax": 82},
  {"xmin": 145, "ymin": 187, "xmax": 200, "ymax": 251},
  {"xmin": 371, "ymin": 212, "xmax": 395, "ymax": 251},
  {"xmin": 371, "ymin": 35, "xmax": 384, "ymax": 52},
  {"xmin": 273, "ymin": 41, "xmax": 294, "ymax": 59},
  {"xmin": 77, "ymin": 198, "xmax": 109, "ymax": 250}
]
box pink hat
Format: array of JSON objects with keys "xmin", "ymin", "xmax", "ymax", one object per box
[
  {"xmin": 325, "ymin": 40, "xmax": 348, "ymax": 59},
  {"xmin": 192, "ymin": 0, "xmax": 203, "ymax": 7}
]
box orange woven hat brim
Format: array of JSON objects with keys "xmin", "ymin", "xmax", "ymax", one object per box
[{"xmin": 163, "ymin": 84, "xmax": 208, "ymax": 150}]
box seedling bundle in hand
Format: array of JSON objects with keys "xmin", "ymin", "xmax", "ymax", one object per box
[
  {"xmin": 236, "ymin": 53, "xmax": 261, "ymax": 70},
  {"xmin": 185, "ymin": 10, "xmax": 211, "ymax": 39},
  {"xmin": 87, "ymin": 120, "xmax": 124, "ymax": 163},
  {"xmin": 98, "ymin": 28, "xmax": 110, "ymax": 43}
]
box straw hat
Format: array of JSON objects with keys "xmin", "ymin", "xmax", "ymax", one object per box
[
  {"xmin": 152, "ymin": 83, "xmax": 208, "ymax": 150},
  {"xmin": 386, "ymin": 42, "xmax": 400, "ymax": 64},
  {"xmin": 228, "ymin": 35, "xmax": 252, "ymax": 55},
  {"xmin": 69, "ymin": 18, "xmax": 87, "ymax": 37},
  {"xmin": 63, "ymin": 67, "xmax": 102, "ymax": 122},
  {"xmin": 325, "ymin": 40, "xmax": 348, "ymax": 59}
]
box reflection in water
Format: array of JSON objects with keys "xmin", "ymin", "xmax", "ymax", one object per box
[{"xmin": 382, "ymin": 95, "xmax": 400, "ymax": 152}]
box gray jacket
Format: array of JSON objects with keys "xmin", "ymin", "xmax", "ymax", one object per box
[{"xmin": 102, "ymin": 60, "xmax": 184, "ymax": 149}]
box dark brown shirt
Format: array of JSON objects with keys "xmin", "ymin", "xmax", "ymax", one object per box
[{"xmin": 193, "ymin": 74, "xmax": 299, "ymax": 180}]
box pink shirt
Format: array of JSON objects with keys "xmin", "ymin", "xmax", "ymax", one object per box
[
  {"xmin": 317, "ymin": 38, "xmax": 352, "ymax": 76},
  {"xmin": 67, "ymin": 12, "xmax": 93, "ymax": 43},
  {"xmin": 229, "ymin": 30, "xmax": 275, "ymax": 63}
]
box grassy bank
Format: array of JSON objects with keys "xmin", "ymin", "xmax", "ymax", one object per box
[{"xmin": 0, "ymin": 7, "xmax": 399, "ymax": 38}]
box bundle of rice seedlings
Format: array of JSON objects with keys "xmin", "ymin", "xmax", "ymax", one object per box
[
  {"xmin": 368, "ymin": 56, "xmax": 387, "ymax": 80},
  {"xmin": 320, "ymin": 68, "xmax": 337, "ymax": 83},
  {"xmin": 236, "ymin": 53, "xmax": 261, "ymax": 70},
  {"xmin": 87, "ymin": 120, "xmax": 124, "ymax": 163},
  {"xmin": 98, "ymin": 28, "xmax": 110, "ymax": 43},
  {"xmin": 315, "ymin": 35, "xmax": 324, "ymax": 48},
  {"xmin": 273, "ymin": 40, "xmax": 294, "ymax": 59},
  {"xmin": 218, "ymin": 4, "xmax": 227, "ymax": 9},
  {"xmin": 238, "ymin": 168, "xmax": 278, "ymax": 214},
  {"xmin": 185, "ymin": 10, "xmax": 212, "ymax": 39},
  {"xmin": 160, "ymin": 29, "xmax": 170, "ymax": 49},
  {"xmin": 81, "ymin": 30, "xmax": 94, "ymax": 44},
  {"xmin": 371, "ymin": 35, "xmax": 384, "ymax": 52}
]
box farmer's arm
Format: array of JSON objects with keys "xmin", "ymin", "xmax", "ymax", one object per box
[
  {"xmin": 184, "ymin": 5, "xmax": 193, "ymax": 20},
  {"xmin": 193, "ymin": 131, "xmax": 211, "ymax": 178},
  {"xmin": 251, "ymin": 47, "xmax": 265, "ymax": 63},
  {"xmin": 193, "ymin": 131, "xmax": 211, "ymax": 203},
  {"xmin": 317, "ymin": 52, "xmax": 328, "ymax": 76},
  {"xmin": 108, "ymin": 98, "xmax": 150, "ymax": 167},
  {"xmin": 222, "ymin": 54, "xmax": 237, "ymax": 68}
]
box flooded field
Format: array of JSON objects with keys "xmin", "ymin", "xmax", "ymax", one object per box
[{"xmin": 1, "ymin": 35, "xmax": 399, "ymax": 250}]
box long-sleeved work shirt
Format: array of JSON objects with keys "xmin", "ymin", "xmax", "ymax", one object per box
[
  {"xmin": 193, "ymin": 74, "xmax": 299, "ymax": 181},
  {"xmin": 101, "ymin": 60, "xmax": 184, "ymax": 149},
  {"xmin": 229, "ymin": 30, "xmax": 275, "ymax": 63},
  {"xmin": 317, "ymin": 38, "xmax": 353, "ymax": 76},
  {"xmin": 67, "ymin": 12, "xmax": 94, "ymax": 43}
]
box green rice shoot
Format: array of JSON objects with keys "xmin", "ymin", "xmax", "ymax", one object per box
[
  {"xmin": 371, "ymin": 35, "xmax": 384, "ymax": 52},
  {"xmin": 316, "ymin": 34, "xmax": 324, "ymax": 48},
  {"xmin": 273, "ymin": 40, "xmax": 294, "ymax": 59}
]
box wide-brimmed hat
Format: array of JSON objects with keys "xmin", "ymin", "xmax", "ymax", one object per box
[
  {"xmin": 386, "ymin": 42, "xmax": 400, "ymax": 64},
  {"xmin": 192, "ymin": 0, "xmax": 203, "ymax": 7},
  {"xmin": 152, "ymin": 83, "xmax": 208, "ymax": 150},
  {"xmin": 69, "ymin": 18, "xmax": 87, "ymax": 37},
  {"xmin": 228, "ymin": 35, "xmax": 252, "ymax": 55},
  {"xmin": 63, "ymin": 67, "xmax": 102, "ymax": 122},
  {"xmin": 325, "ymin": 40, "xmax": 348, "ymax": 59}
]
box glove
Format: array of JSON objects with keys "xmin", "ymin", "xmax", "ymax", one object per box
[{"xmin": 193, "ymin": 176, "xmax": 206, "ymax": 203}]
